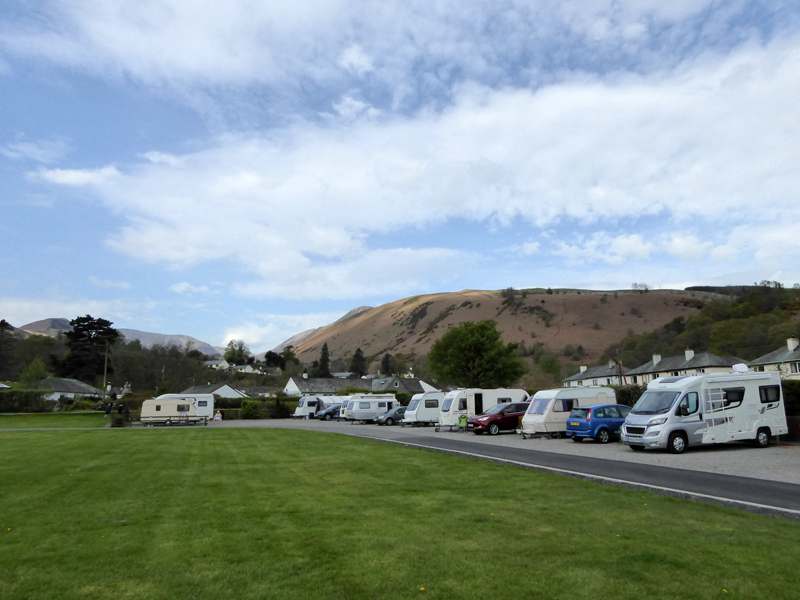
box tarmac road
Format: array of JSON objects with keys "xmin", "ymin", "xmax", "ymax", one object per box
[{"xmin": 216, "ymin": 418, "xmax": 800, "ymax": 519}]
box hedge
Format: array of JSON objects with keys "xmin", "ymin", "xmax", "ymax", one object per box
[{"xmin": 0, "ymin": 390, "xmax": 53, "ymax": 413}]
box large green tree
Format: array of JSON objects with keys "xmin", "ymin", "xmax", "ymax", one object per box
[
  {"xmin": 57, "ymin": 315, "xmax": 119, "ymax": 383},
  {"xmin": 428, "ymin": 320, "xmax": 526, "ymax": 388},
  {"xmin": 0, "ymin": 319, "xmax": 18, "ymax": 380},
  {"xmin": 317, "ymin": 343, "xmax": 332, "ymax": 378},
  {"xmin": 224, "ymin": 339, "xmax": 251, "ymax": 365},
  {"xmin": 349, "ymin": 347, "xmax": 368, "ymax": 377}
]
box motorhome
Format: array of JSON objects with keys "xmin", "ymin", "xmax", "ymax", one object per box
[
  {"xmin": 402, "ymin": 391, "xmax": 444, "ymax": 426},
  {"xmin": 518, "ymin": 387, "xmax": 615, "ymax": 438},
  {"xmin": 152, "ymin": 393, "xmax": 215, "ymax": 420},
  {"xmin": 140, "ymin": 397, "xmax": 207, "ymax": 426},
  {"xmin": 344, "ymin": 394, "xmax": 398, "ymax": 423},
  {"xmin": 292, "ymin": 396, "xmax": 340, "ymax": 419},
  {"xmin": 620, "ymin": 366, "xmax": 788, "ymax": 454},
  {"xmin": 436, "ymin": 389, "xmax": 528, "ymax": 432}
]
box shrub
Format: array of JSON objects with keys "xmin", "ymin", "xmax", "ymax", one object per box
[
  {"xmin": 0, "ymin": 390, "xmax": 53, "ymax": 413},
  {"xmin": 782, "ymin": 379, "xmax": 800, "ymax": 416},
  {"xmin": 240, "ymin": 400, "xmax": 263, "ymax": 419},
  {"xmin": 612, "ymin": 384, "xmax": 646, "ymax": 407},
  {"xmin": 64, "ymin": 399, "xmax": 102, "ymax": 411}
]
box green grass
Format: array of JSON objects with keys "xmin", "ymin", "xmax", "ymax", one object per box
[
  {"xmin": 0, "ymin": 411, "xmax": 107, "ymax": 429},
  {"xmin": 0, "ymin": 428, "xmax": 798, "ymax": 599}
]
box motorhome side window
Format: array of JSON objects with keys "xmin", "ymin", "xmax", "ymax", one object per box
[
  {"xmin": 759, "ymin": 386, "xmax": 780, "ymax": 404},
  {"xmin": 722, "ymin": 388, "xmax": 744, "ymax": 408},
  {"xmin": 424, "ymin": 399, "xmax": 438, "ymax": 408},
  {"xmin": 458, "ymin": 398, "xmax": 467, "ymax": 410},
  {"xmin": 359, "ymin": 402, "xmax": 370, "ymax": 409},
  {"xmin": 177, "ymin": 404, "xmax": 190, "ymax": 412},
  {"xmin": 677, "ymin": 392, "xmax": 699, "ymax": 414},
  {"xmin": 378, "ymin": 402, "xmax": 386, "ymax": 408},
  {"xmin": 198, "ymin": 401, "xmax": 208, "ymax": 407}
]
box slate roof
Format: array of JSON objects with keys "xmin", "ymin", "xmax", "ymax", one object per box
[
  {"xmin": 371, "ymin": 377, "xmax": 428, "ymax": 394},
  {"xmin": 289, "ymin": 377, "xmax": 371, "ymax": 394},
  {"xmin": 750, "ymin": 343, "xmax": 800, "ymax": 366},
  {"xmin": 180, "ymin": 383, "xmax": 247, "ymax": 396},
  {"xmin": 37, "ymin": 378, "xmax": 102, "ymax": 395},
  {"xmin": 625, "ymin": 352, "xmax": 746, "ymax": 376},
  {"xmin": 563, "ymin": 363, "xmax": 627, "ymax": 382}
]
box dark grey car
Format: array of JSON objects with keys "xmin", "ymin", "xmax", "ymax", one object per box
[{"xmin": 374, "ymin": 406, "xmax": 407, "ymax": 426}]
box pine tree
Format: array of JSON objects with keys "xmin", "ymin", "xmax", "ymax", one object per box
[
  {"xmin": 318, "ymin": 343, "xmax": 332, "ymax": 378},
  {"xmin": 349, "ymin": 348, "xmax": 368, "ymax": 377}
]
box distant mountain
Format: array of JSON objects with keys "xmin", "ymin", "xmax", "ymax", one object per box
[
  {"xmin": 271, "ymin": 306, "xmax": 373, "ymax": 352},
  {"xmin": 16, "ymin": 319, "xmax": 221, "ymax": 357}
]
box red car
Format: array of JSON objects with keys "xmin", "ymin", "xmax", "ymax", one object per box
[{"xmin": 468, "ymin": 402, "xmax": 530, "ymax": 435}]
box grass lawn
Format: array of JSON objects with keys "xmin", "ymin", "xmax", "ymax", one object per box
[
  {"xmin": 0, "ymin": 428, "xmax": 798, "ymax": 600},
  {"xmin": 0, "ymin": 411, "xmax": 107, "ymax": 429}
]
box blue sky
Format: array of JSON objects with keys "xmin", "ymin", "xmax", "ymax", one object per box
[{"xmin": 1, "ymin": 1, "xmax": 799, "ymax": 353}]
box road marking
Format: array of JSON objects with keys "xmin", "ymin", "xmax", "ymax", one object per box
[{"xmin": 350, "ymin": 433, "xmax": 800, "ymax": 518}]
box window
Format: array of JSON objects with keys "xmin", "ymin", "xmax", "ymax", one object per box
[
  {"xmin": 458, "ymin": 398, "xmax": 467, "ymax": 410},
  {"xmin": 378, "ymin": 402, "xmax": 386, "ymax": 408},
  {"xmin": 359, "ymin": 402, "xmax": 370, "ymax": 409},
  {"xmin": 395, "ymin": 381, "xmax": 399, "ymax": 387},
  {"xmin": 408, "ymin": 400, "xmax": 420, "ymax": 411},
  {"xmin": 594, "ymin": 407, "xmax": 606, "ymax": 418},
  {"xmin": 177, "ymin": 404, "xmax": 190, "ymax": 412},
  {"xmin": 632, "ymin": 376, "xmax": 638, "ymax": 384},
  {"xmin": 791, "ymin": 363, "xmax": 799, "ymax": 374},
  {"xmin": 155, "ymin": 405, "xmax": 161, "ymax": 411},
  {"xmin": 759, "ymin": 385, "xmax": 781, "ymax": 404},
  {"xmin": 528, "ymin": 398, "xmax": 550, "ymax": 414},
  {"xmin": 198, "ymin": 401, "xmax": 208, "ymax": 407},
  {"xmin": 554, "ymin": 400, "xmax": 574, "ymax": 413},
  {"xmin": 722, "ymin": 388, "xmax": 744, "ymax": 409},
  {"xmin": 592, "ymin": 379, "xmax": 598, "ymax": 386},
  {"xmin": 424, "ymin": 399, "xmax": 439, "ymax": 408},
  {"xmin": 308, "ymin": 400, "xmax": 317, "ymax": 407},
  {"xmin": 676, "ymin": 392, "xmax": 699, "ymax": 415},
  {"xmin": 753, "ymin": 365, "xmax": 764, "ymax": 372},
  {"xmin": 619, "ymin": 406, "xmax": 631, "ymax": 417},
  {"xmin": 442, "ymin": 398, "xmax": 453, "ymax": 412}
]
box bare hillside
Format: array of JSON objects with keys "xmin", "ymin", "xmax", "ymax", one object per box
[{"xmin": 292, "ymin": 288, "xmax": 719, "ymax": 368}]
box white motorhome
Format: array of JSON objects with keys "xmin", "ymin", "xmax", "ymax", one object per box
[
  {"xmin": 518, "ymin": 387, "xmax": 614, "ymax": 438},
  {"xmin": 621, "ymin": 366, "xmax": 788, "ymax": 454},
  {"xmin": 344, "ymin": 394, "xmax": 398, "ymax": 423},
  {"xmin": 153, "ymin": 393, "xmax": 215, "ymax": 420},
  {"xmin": 402, "ymin": 391, "xmax": 444, "ymax": 426},
  {"xmin": 140, "ymin": 397, "xmax": 208, "ymax": 426},
  {"xmin": 292, "ymin": 396, "xmax": 340, "ymax": 419},
  {"xmin": 436, "ymin": 389, "xmax": 528, "ymax": 432}
]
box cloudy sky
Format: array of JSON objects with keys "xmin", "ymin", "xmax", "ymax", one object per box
[{"xmin": 1, "ymin": 1, "xmax": 799, "ymax": 353}]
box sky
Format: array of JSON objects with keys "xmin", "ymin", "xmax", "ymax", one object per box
[{"xmin": 1, "ymin": 1, "xmax": 799, "ymax": 354}]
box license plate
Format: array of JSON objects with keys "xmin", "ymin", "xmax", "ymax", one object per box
[
  {"xmin": 467, "ymin": 424, "xmax": 474, "ymax": 429},
  {"xmin": 570, "ymin": 422, "xmax": 579, "ymax": 426}
]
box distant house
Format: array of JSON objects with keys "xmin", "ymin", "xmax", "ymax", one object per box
[
  {"xmin": 625, "ymin": 350, "xmax": 747, "ymax": 385},
  {"xmin": 245, "ymin": 386, "xmax": 274, "ymax": 398},
  {"xmin": 749, "ymin": 338, "xmax": 800, "ymax": 380},
  {"xmin": 563, "ymin": 361, "xmax": 628, "ymax": 388},
  {"xmin": 203, "ymin": 359, "xmax": 230, "ymax": 370},
  {"xmin": 283, "ymin": 377, "xmax": 370, "ymax": 397},
  {"xmin": 0, "ymin": 382, "xmax": 10, "ymax": 390},
  {"xmin": 179, "ymin": 383, "xmax": 248, "ymax": 399},
  {"xmin": 370, "ymin": 377, "xmax": 439, "ymax": 395},
  {"xmin": 37, "ymin": 378, "xmax": 103, "ymax": 402}
]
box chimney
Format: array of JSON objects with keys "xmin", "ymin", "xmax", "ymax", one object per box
[
  {"xmin": 685, "ymin": 349, "xmax": 694, "ymax": 361},
  {"xmin": 303, "ymin": 372, "xmax": 308, "ymax": 379},
  {"xmin": 653, "ymin": 354, "xmax": 661, "ymax": 366},
  {"xmin": 580, "ymin": 366, "xmax": 587, "ymax": 373},
  {"xmin": 788, "ymin": 338, "xmax": 799, "ymax": 352}
]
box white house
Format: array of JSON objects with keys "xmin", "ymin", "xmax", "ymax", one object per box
[
  {"xmin": 563, "ymin": 361, "xmax": 627, "ymax": 388},
  {"xmin": 625, "ymin": 350, "xmax": 747, "ymax": 385},
  {"xmin": 36, "ymin": 378, "xmax": 103, "ymax": 402},
  {"xmin": 179, "ymin": 383, "xmax": 248, "ymax": 399},
  {"xmin": 749, "ymin": 338, "xmax": 800, "ymax": 380}
]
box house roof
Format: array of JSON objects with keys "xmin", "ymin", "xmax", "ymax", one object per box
[
  {"xmin": 563, "ymin": 363, "xmax": 626, "ymax": 382},
  {"xmin": 750, "ymin": 344, "xmax": 800, "ymax": 366},
  {"xmin": 180, "ymin": 383, "xmax": 247, "ymax": 396},
  {"xmin": 37, "ymin": 378, "xmax": 102, "ymax": 395},
  {"xmin": 370, "ymin": 377, "xmax": 427, "ymax": 394},
  {"xmin": 288, "ymin": 377, "xmax": 371, "ymax": 394},
  {"xmin": 625, "ymin": 352, "xmax": 746, "ymax": 376}
]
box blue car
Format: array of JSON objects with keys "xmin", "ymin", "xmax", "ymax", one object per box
[{"xmin": 566, "ymin": 404, "xmax": 631, "ymax": 444}]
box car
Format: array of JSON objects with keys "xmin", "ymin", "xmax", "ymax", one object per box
[
  {"xmin": 316, "ymin": 405, "xmax": 341, "ymax": 421},
  {"xmin": 566, "ymin": 404, "xmax": 631, "ymax": 443},
  {"xmin": 374, "ymin": 406, "xmax": 407, "ymax": 426},
  {"xmin": 467, "ymin": 402, "xmax": 530, "ymax": 435}
]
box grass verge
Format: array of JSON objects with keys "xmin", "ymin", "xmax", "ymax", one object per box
[
  {"xmin": 0, "ymin": 428, "xmax": 798, "ymax": 599},
  {"xmin": 0, "ymin": 411, "xmax": 107, "ymax": 429}
]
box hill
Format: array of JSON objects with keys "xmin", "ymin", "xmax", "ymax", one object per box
[
  {"xmin": 290, "ymin": 288, "xmax": 718, "ymax": 368},
  {"xmin": 16, "ymin": 319, "xmax": 222, "ymax": 357}
]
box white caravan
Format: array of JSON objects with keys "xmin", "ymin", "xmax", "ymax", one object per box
[
  {"xmin": 344, "ymin": 394, "xmax": 398, "ymax": 423},
  {"xmin": 153, "ymin": 393, "xmax": 215, "ymax": 420},
  {"xmin": 436, "ymin": 389, "xmax": 529, "ymax": 432},
  {"xmin": 140, "ymin": 397, "xmax": 208, "ymax": 426},
  {"xmin": 292, "ymin": 396, "xmax": 339, "ymax": 419},
  {"xmin": 518, "ymin": 387, "xmax": 615, "ymax": 438},
  {"xmin": 621, "ymin": 366, "xmax": 789, "ymax": 454},
  {"xmin": 402, "ymin": 392, "xmax": 444, "ymax": 426}
]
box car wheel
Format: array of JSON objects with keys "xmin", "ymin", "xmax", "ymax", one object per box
[
  {"xmin": 754, "ymin": 427, "xmax": 770, "ymax": 448},
  {"xmin": 596, "ymin": 429, "xmax": 611, "ymax": 444},
  {"xmin": 324, "ymin": 414, "xmax": 332, "ymax": 421},
  {"xmin": 571, "ymin": 435, "xmax": 582, "ymax": 443},
  {"xmin": 668, "ymin": 432, "xmax": 687, "ymax": 454},
  {"xmin": 386, "ymin": 417, "xmax": 394, "ymax": 426},
  {"xmin": 629, "ymin": 445, "xmax": 645, "ymax": 451},
  {"xmin": 488, "ymin": 422, "xmax": 500, "ymax": 436}
]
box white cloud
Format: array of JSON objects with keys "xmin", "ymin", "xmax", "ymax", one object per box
[
  {"xmin": 338, "ymin": 44, "xmax": 374, "ymax": 76},
  {"xmin": 88, "ymin": 276, "xmax": 130, "ymax": 289},
  {"xmin": 662, "ymin": 234, "xmax": 712, "ymax": 262},
  {"xmin": 1, "ymin": 137, "xmax": 70, "ymax": 163},
  {"xmin": 555, "ymin": 233, "xmax": 655, "ymax": 265},
  {"xmin": 32, "ymin": 165, "xmax": 120, "ymax": 186},
  {"xmin": 521, "ymin": 242, "xmax": 540, "ymax": 256},
  {"xmin": 140, "ymin": 151, "xmax": 183, "ymax": 166},
  {"xmin": 169, "ymin": 282, "xmax": 210, "ymax": 294},
  {"xmin": 0, "ymin": 297, "xmax": 150, "ymax": 329}
]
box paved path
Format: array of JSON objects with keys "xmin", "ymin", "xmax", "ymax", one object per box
[{"xmin": 215, "ymin": 419, "xmax": 800, "ymax": 519}]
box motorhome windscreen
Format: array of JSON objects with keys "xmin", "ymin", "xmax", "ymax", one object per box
[
  {"xmin": 631, "ymin": 391, "xmax": 680, "ymax": 415},
  {"xmin": 441, "ymin": 398, "xmax": 453, "ymax": 412},
  {"xmin": 407, "ymin": 400, "xmax": 420, "ymax": 411},
  {"xmin": 527, "ymin": 398, "xmax": 550, "ymax": 414}
]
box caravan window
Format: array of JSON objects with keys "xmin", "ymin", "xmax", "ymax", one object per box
[
  {"xmin": 528, "ymin": 398, "xmax": 550, "ymax": 414},
  {"xmin": 198, "ymin": 400, "xmax": 208, "ymax": 407},
  {"xmin": 424, "ymin": 399, "xmax": 439, "ymax": 408},
  {"xmin": 378, "ymin": 402, "xmax": 386, "ymax": 408},
  {"xmin": 359, "ymin": 402, "xmax": 370, "ymax": 409},
  {"xmin": 722, "ymin": 388, "xmax": 744, "ymax": 409},
  {"xmin": 177, "ymin": 404, "xmax": 190, "ymax": 412},
  {"xmin": 155, "ymin": 405, "xmax": 161, "ymax": 411},
  {"xmin": 298, "ymin": 399, "xmax": 305, "ymax": 407},
  {"xmin": 309, "ymin": 400, "xmax": 317, "ymax": 407},
  {"xmin": 553, "ymin": 400, "xmax": 574, "ymax": 413},
  {"xmin": 442, "ymin": 398, "xmax": 453, "ymax": 412},
  {"xmin": 759, "ymin": 385, "xmax": 780, "ymax": 404},
  {"xmin": 458, "ymin": 398, "xmax": 467, "ymax": 411},
  {"xmin": 407, "ymin": 399, "xmax": 420, "ymax": 411}
]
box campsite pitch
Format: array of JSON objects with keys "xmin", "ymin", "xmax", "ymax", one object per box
[{"xmin": 0, "ymin": 428, "xmax": 798, "ymax": 599}]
